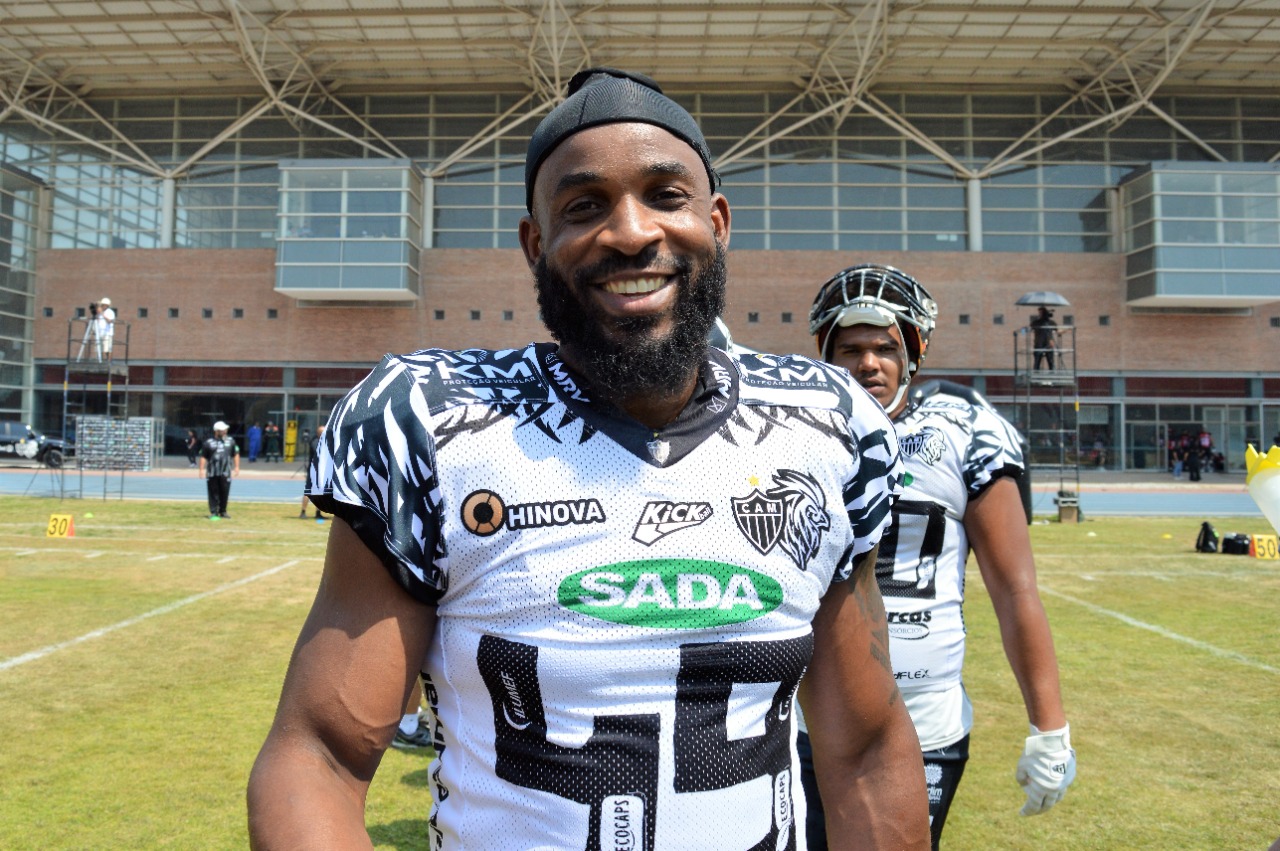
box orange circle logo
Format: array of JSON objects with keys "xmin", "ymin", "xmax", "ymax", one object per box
[{"xmin": 461, "ymin": 489, "xmax": 505, "ymax": 536}]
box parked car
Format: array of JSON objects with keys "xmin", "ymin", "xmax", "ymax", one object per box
[{"xmin": 0, "ymin": 421, "xmax": 69, "ymax": 468}]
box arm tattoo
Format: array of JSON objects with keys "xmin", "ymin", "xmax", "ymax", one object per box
[{"xmin": 850, "ymin": 544, "xmax": 898, "ymax": 704}]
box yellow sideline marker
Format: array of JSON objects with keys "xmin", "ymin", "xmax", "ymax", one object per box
[{"xmin": 46, "ymin": 514, "xmax": 75, "ymax": 538}]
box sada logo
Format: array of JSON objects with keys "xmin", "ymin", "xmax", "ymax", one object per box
[{"xmin": 558, "ymin": 559, "xmax": 783, "ymax": 628}]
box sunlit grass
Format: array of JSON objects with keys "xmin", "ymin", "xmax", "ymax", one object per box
[{"xmin": 1, "ymin": 498, "xmax": 1277, "ymax": 848}]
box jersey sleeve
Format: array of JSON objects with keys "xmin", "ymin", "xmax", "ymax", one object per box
[
  {"xmin": 837, "ymin": 382, "xmax": 905, "ymax": 583},
  {"xmin": 306, "ymin": 354, "xmax": 448, "ymax": 605},
  {"xmin": 961, "ymin": 403, "xmax": 1025, "ymax": 498}
]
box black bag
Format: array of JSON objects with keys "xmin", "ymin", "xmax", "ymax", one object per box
[
  {"xmin": 1221, "ymin": 533, "xmax": 1251, "ymax": 555},
  {"xmin": 1195, "ymin": 521, "xmax": 1219, "ymax": 553}
]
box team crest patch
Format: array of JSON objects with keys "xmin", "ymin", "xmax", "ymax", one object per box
[
  {"xmin": 899, "ymin": 426, "xmax": 945, "ymax": 465},
  {"xmin": 731, "ymin": 489, "xmax": 784, "ymax": 556},
  {"xmin": 732, "ymin": 469, "xmax": 831, "ymax": 570}
]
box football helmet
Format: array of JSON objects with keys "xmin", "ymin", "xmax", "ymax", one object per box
[{"xmin": 809, "ymin": 264, "xmax": 938, "ymax": 372}]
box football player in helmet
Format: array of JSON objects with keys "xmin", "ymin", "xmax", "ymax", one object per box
[{"xmin": 800, "ymin": 264, "xmax": 1076, "ymax": 850}]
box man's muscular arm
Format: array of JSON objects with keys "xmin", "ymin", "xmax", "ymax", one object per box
[
  {"xmin": 799, "ymin": 545, "xmax": 930, "ymax": 849},
  {"xmin": 247, "ymin": 518, "xmax": 436, "ymax": 850}
]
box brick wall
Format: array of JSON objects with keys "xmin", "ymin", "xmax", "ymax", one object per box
[{"xmin": 34, "ymin": 247, "xmax": 1280, "ymax": 377}]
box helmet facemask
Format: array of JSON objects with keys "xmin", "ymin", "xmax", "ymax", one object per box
[{"xmin": 809, "ymin": 264, "xmax": 938, "ymax": 411}]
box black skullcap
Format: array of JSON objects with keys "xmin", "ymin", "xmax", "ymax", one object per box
[{"xmin": 524, "ymin": 67, "xmax": 718, "ymax": 211}]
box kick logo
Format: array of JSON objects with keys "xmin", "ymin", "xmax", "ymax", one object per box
[
  {"xmin": 731, "ymin": 469, "xmax": 831, "ymax": 571},
  {"xmin": 632, "ymin": 501, "xmax": 713, "ymax": 545}
]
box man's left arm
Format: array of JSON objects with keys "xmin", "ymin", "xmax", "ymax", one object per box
[
  {"xmin": 233, "ymin": 442, "xmax": 241, "ymax": 476},
  {"xmin": 967, "ymin": 476, "xmax": 1076, "ymax": 815},
  {"xmin": 799, "ymin": 545, "xmax": 930, "ymax": 848}
]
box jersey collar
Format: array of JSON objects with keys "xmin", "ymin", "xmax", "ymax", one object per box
[{"xmin": 535, "ymin": 343, "xmax": 739, "ymax": 468}]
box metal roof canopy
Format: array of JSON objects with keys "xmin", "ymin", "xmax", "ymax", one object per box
[{"xmin": 1, "ymin": 0, "xmax": 1279, "ymax": 182}]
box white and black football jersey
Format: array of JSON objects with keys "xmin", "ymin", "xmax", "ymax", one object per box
[
  {"xmin": 877, "ymin": 387, "xmax": 1023, "ymax": 750},
  {"xmin": 306, "ymin": 343, "xmax": 902, "ymax": 851}
]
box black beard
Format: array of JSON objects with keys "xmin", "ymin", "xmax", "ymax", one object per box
[{"xmin": 535, "ymin": 243, "xmax": 727, "ymax": 402}]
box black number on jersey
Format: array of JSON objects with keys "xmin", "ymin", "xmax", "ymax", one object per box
[
  {"xmin": 875, "ymin": 499, "xmax": 946, "ymax": 600},
  {"xmin": 477, "ymin": 635, "xmax": 660, "ymax": 851},
  {"xmin": 675, "ymin": 634, "xmax": 811, "ymax": 851},
  {"xmin": 477, "ymin": 633, "xmax": 812, "ymax": 851}
]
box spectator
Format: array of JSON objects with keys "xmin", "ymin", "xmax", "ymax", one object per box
[
  {"xmin": 263, "ymin": 421, "xmax": 283, "ymax": 463},
  {"xmin": 299, "ymin": 425, "xmax": 327, "ymax": 520},
  {"xmin": 1029, "ymin": 307, "xmax": 1059, "ymax": 370},
  {"xmin": 184, "ymin": 429, "xmax": 200, "ymax": 468},
  {"xmin": 247, "ymin": 422, "xmax": 263, "ymax": 463},
  {"xmin": 198, "ymin": 421, "xmax": 239, "ymax": 520},
  {"xmin": 95, "ymin": 297, "xmax": 116, "ymax": 360}
]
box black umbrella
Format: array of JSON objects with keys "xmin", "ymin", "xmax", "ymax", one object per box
[{"xmin": 1015, "ymin": 291, "xmax": 1071, "ymax": 307}]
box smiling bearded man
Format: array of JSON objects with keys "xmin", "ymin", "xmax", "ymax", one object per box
[
  {"xmin": 250, "ymin": 67, "xmax": 928, "ymax": 851},
  {"xmin": 534, "ymin": 241, "xmax": 727, "ymax": 399}
]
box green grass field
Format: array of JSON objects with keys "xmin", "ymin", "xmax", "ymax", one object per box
[{"xmin": 1, "ymin": 496, "xmax": 1277, "ymax": 849}]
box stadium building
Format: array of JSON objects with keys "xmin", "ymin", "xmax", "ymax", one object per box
[{"xmin": 1, "ymin": 1, "xmax": 1278, "ymax": 470}]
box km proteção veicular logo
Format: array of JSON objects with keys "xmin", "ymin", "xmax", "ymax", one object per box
[{"xmin": 558, "ymin": 559, "xmax": 783, "ymax": 629}]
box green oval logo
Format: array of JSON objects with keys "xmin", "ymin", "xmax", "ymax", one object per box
[{"xmin": 558, "ymin": 559, "xmax": 783, "ymax": 629}]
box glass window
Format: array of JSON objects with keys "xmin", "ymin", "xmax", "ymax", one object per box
[
  {"xmin": 838, "ymin": 184, "xmax": 902, "ymax": 207},
  {"xmin": 838, "ymin": 209, "xmax": 902, "ymax": 231},
  {"xmin": 838, "ymin": 232, "xmax": 905, "ymax": 251},
  {"xmin": 1160, "ymin": 220, "xmax": 1218, "ymax": 244},
  {"xmin": 1160, "ymin": 194, "xmax": 1218, "ymax": 218},
  {"xmin": 772, "ymin": 185, "xmax": 832, "ymax": 207}
]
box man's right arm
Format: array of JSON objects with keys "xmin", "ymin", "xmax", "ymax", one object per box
[
  {"xmin": 799, "ymin": 546, "xmax": 930, "ymax": 848},
  {"xmin": 247, "ymin": 517, "xmax": 436, "ymax": 850}
]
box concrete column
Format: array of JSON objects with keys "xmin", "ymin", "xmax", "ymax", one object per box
[
  {"xmin": 422, "ymin": 174, "xmax": 435, "ymax": 250},
  {"xmin": 160, "ymin": 178, "xmax": 176, "ymax": 248},
  {"xmin": 966, "ymin": 177, "xmax": 983, "ymax": 252}
]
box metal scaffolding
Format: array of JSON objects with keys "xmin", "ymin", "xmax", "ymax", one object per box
[
  {"xmin": 1014, "ymin": 322, "xmax": 1081, "ymax": 522},
  {"xmin": 62, "ymin": 317, "xmax": 131, "ymax": 500}
]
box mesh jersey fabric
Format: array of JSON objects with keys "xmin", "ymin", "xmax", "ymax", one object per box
[
  {"xmin": 879, "ymin": 390, "xmax": 1023, "ymax": 750},
  {"xmin": 306, "ymin": 342, "xmax": 903, "ymax": 851}
]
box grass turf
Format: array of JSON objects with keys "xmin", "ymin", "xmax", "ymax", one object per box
[{"xmin": 1, "ymin": 497, "xmax": 1277, "ymax": 848}]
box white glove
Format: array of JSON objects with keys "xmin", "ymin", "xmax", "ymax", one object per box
[{"xmin": 1016, "ymin": 723, "xmax": 1076, "ymax": 816}]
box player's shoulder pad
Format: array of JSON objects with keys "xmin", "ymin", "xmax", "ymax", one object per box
[
  {"xmin": 911, "ymin": 378, "xmax": 994, "ymax": 411},
  {"xmin": 393, "ymin": 344, "xmax": 552, "ymax": 414},
  {"xmin": 733, "ymin": 350, "xmax": 866, "ymax": 413}
]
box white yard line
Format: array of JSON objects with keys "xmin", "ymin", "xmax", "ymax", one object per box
[
  {"xmin": 1040, "ymin": 585, "xmax": 1280, "ymax": 675},
  {"xmin": 0, "ymin": 560, "xmax": 302, "ymax": 672},
  {"xmin": 146, "ymin": 555, "xmax": 168, "ymax": 562},
  {"xmin": 216, "ymin": 556, "xmax": 236, "ymax": 564}
]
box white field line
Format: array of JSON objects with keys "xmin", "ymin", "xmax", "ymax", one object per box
[
  {"xmin": 83, "ymin": 551, "xmax": 104, "ymax": 559},
  {"xmin": 0, "ymin": 559, "xmax": 304, "ymax": 672},
  {"xmin": 1040, "ymin": 585, "xmax": 1280, "ymax": 675},
  {"xmin": 0, "ymin": 545, "xmax": 322, "ymax": 561},
  {"xmin": 216, "ymin": 556, "xmax": 236, "ymax": 564},
  {"xmin": 1041, "ymin": 569, "xmax": 1280, "ymax": 579}
]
